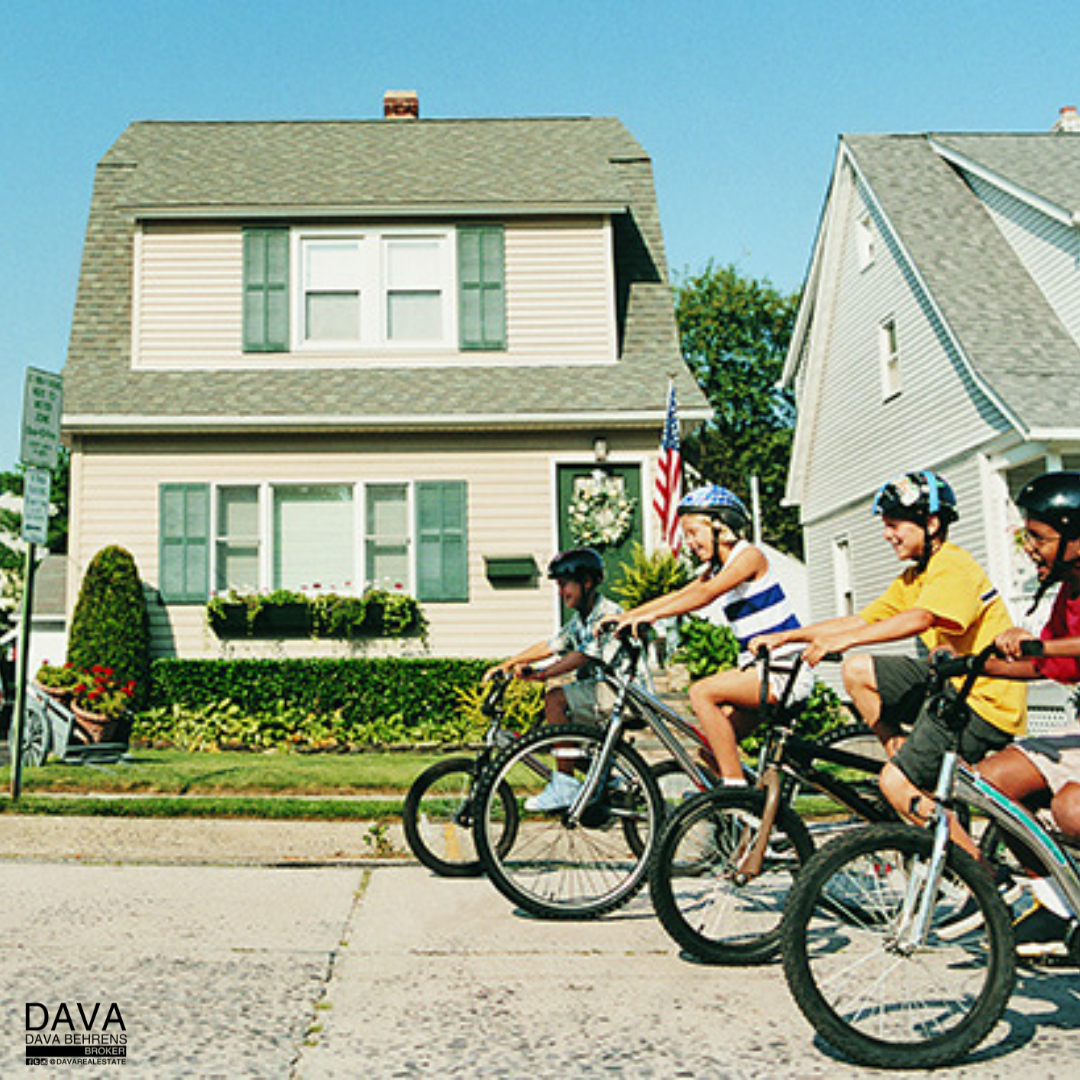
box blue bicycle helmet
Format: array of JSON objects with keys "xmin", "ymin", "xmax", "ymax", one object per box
[
  {"xmin": 872, "ymin": 471, "xmax": 958, "ymax": 526},
  {"xmin": 677, "ymin": 485, "xmax": 751, "ymax": 535}
]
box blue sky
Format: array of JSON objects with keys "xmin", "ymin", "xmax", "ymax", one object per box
[{"xmin": 2, "ymin": 0, "xmax": 1077, "ymax": 468}]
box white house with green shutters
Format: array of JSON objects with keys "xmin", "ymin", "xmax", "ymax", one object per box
[{"xmin": 61, "ymin": 93, "xmax": 708, "ymax": 660}]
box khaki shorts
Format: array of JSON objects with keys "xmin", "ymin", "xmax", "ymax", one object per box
[
  {"xmin": 1015, "ymin": 733, "xmax": 1080, "ymax": 795},
  {"xmin": 563, "ymin": 679, "xmax": 615, "ymax": 723}
]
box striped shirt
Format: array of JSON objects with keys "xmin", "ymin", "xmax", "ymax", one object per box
[{"xmin": 699, "ymin": 540, "xmax": 801, "ymax": 661}]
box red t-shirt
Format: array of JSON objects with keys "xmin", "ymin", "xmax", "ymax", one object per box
[{"xmin": 1036, "ymin": 586, "xmax": 1080, "ymax": 684}]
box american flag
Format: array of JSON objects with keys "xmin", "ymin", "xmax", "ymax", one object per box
[{"xmin": 653, "ymin": 381, "xmax": 682, "ymax": 553}]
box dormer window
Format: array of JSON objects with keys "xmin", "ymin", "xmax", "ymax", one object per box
[{"xmin": 241, "ymin": 225, "xmax": 505, "ymax": 355}]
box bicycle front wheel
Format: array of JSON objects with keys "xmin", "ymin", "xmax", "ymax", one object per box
[
  {"xmin": 781, "ymin": 823, "xmax": 1015, "ymax": 1069},
  {"xmin": 402, "ymin": 757, "xmax": 518, "ymax": 878},
  {"xmin": 474, "ymin": 723, "xmax": 663, "ymax": 919},
  {"xmin": 648, "ymin": 787, "xmax": 813, "ymax": 964}
]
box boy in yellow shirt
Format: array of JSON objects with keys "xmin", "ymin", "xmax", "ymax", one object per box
[{"xmin": 752, "ymin": 471, "xmax": 1025, "ymax": 823}]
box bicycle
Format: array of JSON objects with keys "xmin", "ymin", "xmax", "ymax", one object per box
[
  {"xmin": 780, "ymin": 642, "xmax": 1080, "ymax": 1069},
  {"xmin": 647, "ymin": 647, "xmax": 891, "ymax": 965},
  {"xmin": 402, "ymin": 667, "xmax": 694, "ymax": 878},
  {"xmin": 470, "ymin": 630, "xmax": 879, "ymax": 920}
]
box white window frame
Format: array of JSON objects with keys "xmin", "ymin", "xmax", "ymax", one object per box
[
  {"xmin": 879, "ymin": 317, "xmax": 901, "ymax": 401},
  {"xmin": 209, "ymin": 480, "xmax": 416, "ymax": 596},
  {"xmin": 291, "ymin": 227, "xmax": 457, "ymax": 353},
  {"xmin": 832, "ymin": 535, "xmax": 855, "ymax": 617},
  {"xmin": 856, "ymin": 211, "xmax": 876, "ymax": 270}
]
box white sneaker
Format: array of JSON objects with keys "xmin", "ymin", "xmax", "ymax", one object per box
[{"xmin": 524, "ymin": 773, "xmax": 582, "ymax": 812}]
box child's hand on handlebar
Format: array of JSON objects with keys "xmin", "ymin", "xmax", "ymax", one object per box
[{"xmin": 994, "ymin": 627, "xmax": 1038, "ymax": 661}]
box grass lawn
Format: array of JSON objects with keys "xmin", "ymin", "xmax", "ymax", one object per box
[{"xmin": 0, "ymin": 748, "xmax": 450, "ymax": 820}]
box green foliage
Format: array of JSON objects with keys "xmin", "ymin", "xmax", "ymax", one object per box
[
  {"xmin": 34, "ymin": 661, "xmax": 81, "ymax": 691},
  {"xmin": 673, "ymin": 616, "xmax": 739, "ymax": 679},
  {"xmin": 67, "ymin": 546, "xmax": 151, "ymax": 711},
  {"xmin": 609, "ymin": 543, "xmax": 692, "ymax": 609},
  {"xmin": 206, "ymin": 587, "xmax": 428, "ymax": 641},
  {"xmin": 452, "ymin": 679, "xmax": 544, "ymax": 738},
  {"xmin": 740, "ymin": 678, "xmax": 848, "ymax": 759},
  {"xmin": 146, "ymin": 656, "xmax": 492, "ymax": 746},
  {"xmin": 675, "ymin": 263, "xmax": 802, "ymax": 555}
]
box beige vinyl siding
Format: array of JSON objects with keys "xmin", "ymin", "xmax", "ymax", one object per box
[
  {"xmin": 967, "ymin": 175, "xmax": 1080, "ymax": 349},
  {"xmin": 799, "ymin": 170, "xmax": 1010, "ymax": 527},
  {"xmin": 68, "ymin": 430, "xmax": 653, "ymax": 659},
  {"xmin": 133, "ymin": 218, "xmax": 616, "ymax": 369}
]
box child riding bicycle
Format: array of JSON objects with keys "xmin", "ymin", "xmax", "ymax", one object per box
[
  {"xmin": 751, "ymin": 470, "xmax": 1026, "ymax": 827},
  {"xmin": 966, "ymin": 470, "xmax": 1080, "ymax": 956},
  {"xmin": 483, "ymin": 547, "xmax": 621, "ymax": 811},
  {"xmin": 601, "ymin": 484, "xmax": 812, "ymax": 785}
]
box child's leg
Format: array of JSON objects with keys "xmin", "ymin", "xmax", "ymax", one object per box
[
  {"xmin": 688, "ymin": 667, "xmax": 768, "ymax": 782},
  {"xmin": 543, "ymin": 686, "xmax": 573, "ymax": 774}
]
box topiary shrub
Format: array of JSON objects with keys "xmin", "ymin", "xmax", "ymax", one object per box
[{"xmin": 67, "ymin": 545, "xmax": 151, "ymax": 711}]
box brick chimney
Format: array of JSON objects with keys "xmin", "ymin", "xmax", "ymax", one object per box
[
  {"xmin": 383, "ymin": 90, "xmax": 419, "ymax": 120},
  {"xmin": 1052, "ymin": 105, "xmax": 1080, "ymax": 133}
]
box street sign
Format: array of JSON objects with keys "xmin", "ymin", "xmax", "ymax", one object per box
[
  {"xmin": 22, "ymin": 467, "xmax": 51, "ymax": 546},
  {"xmin": 20, "ymin": 367, "xmax": 64, "ymax": 470}
]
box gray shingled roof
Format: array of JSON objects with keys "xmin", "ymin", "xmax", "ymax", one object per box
[
  {"xmin": 844, "ymin": 133, "xmax": 1080, "ymax": 432},
  {"xmin": 64, "ymin": 117, "xmax": 706, "ymax": 429}
]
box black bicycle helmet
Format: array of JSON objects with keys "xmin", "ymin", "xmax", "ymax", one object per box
[
  {"xmin": 872, "ymin": 471, "xmax": 957, "ymax": 573},
  {"xmin": 1016, "ymin": 471, "xmax": 1080, "ymax": 540},
  {"xmin": 1016, "ymin": 471, "xmax": 1080, "ymax": 612},
  {"xmin": 548, "ymin": 547, "xmax": 605, "ymax": 585}
]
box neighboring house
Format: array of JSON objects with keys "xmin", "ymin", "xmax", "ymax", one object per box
[
  {"xmin": 62, "ymin": 92, "xmax": 709, "ymax": 660},
  {"xmin": 783, "ymin": 108, "xmax": 1080, "ymax": 728}
]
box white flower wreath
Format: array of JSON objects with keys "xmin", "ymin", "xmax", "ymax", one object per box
[{"xmin": 568, "ymin": 477, "xmax": 637, "ymax": 548}]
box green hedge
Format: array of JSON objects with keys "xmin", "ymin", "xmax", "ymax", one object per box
[{"xmin": 149, "ymin": 657, "xmax": 490, "ymax": 730}]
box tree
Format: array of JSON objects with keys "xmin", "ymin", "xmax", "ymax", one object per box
[
  {"xmin": 675, "ymin": 263, "xmax": 802, "ymax": 555},
  {"xmin": 0, "ymin": 450, "xmax": 71, "ymax": 623}
]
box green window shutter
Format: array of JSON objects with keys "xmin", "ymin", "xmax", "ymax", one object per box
[
  {"xmin": 159, "ymin": 484, "xmax": 210, "ymax": 603},
  {"xmin": 415, "ymin": 481, "xmax": 468, "ymax": 602},
  {"xmin": 243, "ymin": 229, "xmax": 289, "ymax": 352},
  {"xmin": 458, "ymin": 226, "xmax": 505, "ymax": 350}
]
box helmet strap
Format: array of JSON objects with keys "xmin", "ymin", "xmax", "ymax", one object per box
[{"xmin": 1028, "ymin": 535, "xmax": 1080, "ymax": 614}]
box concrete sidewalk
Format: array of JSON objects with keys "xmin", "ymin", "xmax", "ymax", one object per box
[{"xmin": 0, "ymin": 813, "xmax": 404, "ymax": 866}]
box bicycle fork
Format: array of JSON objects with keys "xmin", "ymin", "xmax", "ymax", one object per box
[{"xmin": 892, "ymin": 750, "xmax": 959, "ymax": 954}]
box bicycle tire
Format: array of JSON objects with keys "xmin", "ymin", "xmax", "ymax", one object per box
[
  {"xmin": 648, "ymin": 787, "xmax": 814, "ymax": 964},
  {"xmin": 473, "ymin": 722, "xmax": 663, "ymax": 919},
  {"xmin": 781, "ymin": 823, "xmax": 1015, "ymax": 1069},
  {"xmin": 10, "ymin": 697, "xmax": 51, "ymax": 767},
  {"xmin": 402, "ymin": 757, "xmax": 517, "ymax": 878}
]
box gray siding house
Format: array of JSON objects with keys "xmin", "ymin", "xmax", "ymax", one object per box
[
  {"xmin": 62, "ymin": 94, "xmax": 708, "ymax": 659},
  {"xmin": 783, "ymin": 121, "xmax": 1080, "ymax": 724}
]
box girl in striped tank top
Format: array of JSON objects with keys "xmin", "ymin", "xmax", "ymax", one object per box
[{"xmin": 603, "ymin": 485, "xmax": 812, "ymax": 784}]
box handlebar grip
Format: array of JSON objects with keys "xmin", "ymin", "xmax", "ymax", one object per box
[{"xmin": 1019, "ymin": 639, "xmax": 1045, "ymax": 658}]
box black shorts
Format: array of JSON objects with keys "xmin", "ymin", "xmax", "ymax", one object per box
[{"xmin": 872, "ymin": 655, "xmax": 1013, "ymax": 791}]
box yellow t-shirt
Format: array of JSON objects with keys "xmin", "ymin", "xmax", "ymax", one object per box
[{"xmin": 859, "ymin": 542, "xmax": 1026, "ymax": 735}]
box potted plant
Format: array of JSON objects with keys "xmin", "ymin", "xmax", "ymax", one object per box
[
  {"xmin": 70, "ymin": 667, "xmax": 136, "ymax": 744},
  {"xmin": 35, "ymin": 661, "xmax": 82, "ymax": 701}
]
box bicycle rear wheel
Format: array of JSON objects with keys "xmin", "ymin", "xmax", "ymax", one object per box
[
  {"xmin": 648, "ymin": 787, "xmax": 813, "ymax": 964},
  {"xmin": 781, "ymin": 823, "xmax": 1015, "ymax": 1069},
  {"xmin": 474, "ymin": 723, "xmax": 663, "ymax": 919},
  {"xmin": 402, "ymin": 757, "xmax": 518, "ymax": 878}
]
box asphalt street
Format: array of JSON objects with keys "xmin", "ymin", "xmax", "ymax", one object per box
[{"xmin": 1, "ymin": 818, "xmax": 1079, "ymax": 1078}]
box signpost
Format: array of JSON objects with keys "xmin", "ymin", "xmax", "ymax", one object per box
[{"xmin": 11, "ymin": 367, "xmax": 63, "ymax": 799}]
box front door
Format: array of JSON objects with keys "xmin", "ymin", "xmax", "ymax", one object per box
[{"xmin": 556, "ymin": 463, "xmax": 643, "ymax": 605}]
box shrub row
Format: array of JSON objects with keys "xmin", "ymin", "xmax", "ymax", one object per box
[{"xmin": 148, "ymin": 656, "xmax": 491, "ymax": 735}]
